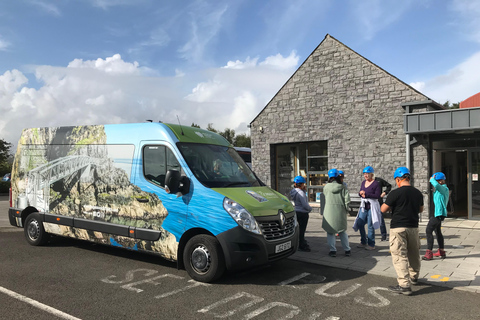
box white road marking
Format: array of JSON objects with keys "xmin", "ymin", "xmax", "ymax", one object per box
[
  {"xmin": 101, "ymin": 268, "xmax": 158, "ymax": 284},
  {"xmin": 244, "ymin": 302, "xmax": 300, "ymax": 319},
  {"xmin": 155, "ymin": 279, "xmax": 210, "ymax": 299},
  {"xmin": 277, "ymin": 272, "xmax": 312, "ymax": 286},
  {"xmin": 120, "ymin": 274, "xmax": 184, "ymax": 293},
  {"xmin": 198, "ymin": 292, "xmax": 264, "ymax": 318},
  {"xmin": 354, "ymin": 287, "xmax": 390, "ymax": 307},
  {"xmin": 0, "ymin": 286, "xmax": 82, "ymax": 320},
  {"xmin": 315, "ymin": 281, "xmax": 362, "ymax": 297}
]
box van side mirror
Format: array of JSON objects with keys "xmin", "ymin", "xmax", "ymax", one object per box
[{"xmin": 165, "ymin": 170, "xmax": 190, "ymax": 196}]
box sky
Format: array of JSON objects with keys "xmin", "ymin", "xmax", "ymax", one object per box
[{"xmin": 1, "ymin": 0, "xmax": 480, "ymax": 148}]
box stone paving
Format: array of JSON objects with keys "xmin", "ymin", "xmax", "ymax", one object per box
[{"xmin": 289, "ymin": 215, "xmax": 480, "ymax": 294}]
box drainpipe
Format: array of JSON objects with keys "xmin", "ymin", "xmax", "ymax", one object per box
[{"xmin": 406, "ymin": 134, "xmax": 410, "ymax": 169}]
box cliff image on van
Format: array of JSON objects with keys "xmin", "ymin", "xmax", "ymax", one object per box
[{"xmin": 11, "ymin": 125, "xmax": 178, "ymax": 260}]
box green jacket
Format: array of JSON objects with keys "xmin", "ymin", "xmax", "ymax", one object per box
[
  {"xmin": 321, "ymin": 181, "xmax": 350, "ymax": 234},
  {"xmin": 430, "ymin": 177, "xmax": 449, "ymax": 218}
]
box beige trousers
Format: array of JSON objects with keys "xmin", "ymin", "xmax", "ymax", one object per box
[{"xmin": 390, "ymin": 227, "xmax": 421, "ymax": 287}]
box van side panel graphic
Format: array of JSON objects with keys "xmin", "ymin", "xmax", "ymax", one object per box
[{"xmin": 12, "ymin": 125, "xmax": 178, "ymax": 260}]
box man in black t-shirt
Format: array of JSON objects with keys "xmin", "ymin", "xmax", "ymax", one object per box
[{"xmin": 381, "ymin": 167, "xmax": 424, "ymax": 296}]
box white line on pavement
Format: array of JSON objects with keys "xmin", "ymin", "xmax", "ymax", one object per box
[{"xmin": 0, "ymin": 286, "xmax": 82, "ymax": 320}]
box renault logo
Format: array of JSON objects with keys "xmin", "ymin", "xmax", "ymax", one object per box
[{"xmin": 278, "ymin": 210, "xmax": 286, "ymax": 229}]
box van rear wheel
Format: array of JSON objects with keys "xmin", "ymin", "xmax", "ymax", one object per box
[
  {"xmin": 183, "ymin": 234, "xmax": 225, "ymax": 283},
  {"xmin": 24, "ymin": 213, "xmax": 49, "ymax": 246}
]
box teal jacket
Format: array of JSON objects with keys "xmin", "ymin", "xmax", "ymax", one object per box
[{"xmin": 429, "ymin": 177, "xmax": 449, "ymax": 218}]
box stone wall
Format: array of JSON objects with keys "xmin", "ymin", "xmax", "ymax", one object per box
[{"xmin": 251, "ymin": 34, "xmax": 430, "ymax": 215}]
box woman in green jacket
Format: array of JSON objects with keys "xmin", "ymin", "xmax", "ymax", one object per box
[{"xmin": 322, "ymin": 168, "xmax": 351, "ymax": 257}]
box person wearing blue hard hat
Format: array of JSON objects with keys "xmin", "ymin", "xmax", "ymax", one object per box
[
  {"xmin": 322, "ymin": 169, "xmax": 351, "ymax": 257},
  {"xmin": 381, "ymin": 166, "xmax": 424, "ymax": 295},
  {"xmin": 338, "ymin": 170, "xmax": 347, "ymax": 188},
  {"xmin": 328, "ymin": 168, "xmax": 339, "ymax": 178},
  {"xmin": 354, "ymin": 166, "xmax": 382, "ymax": 250},
  {"xmin": 423, "ymin": 172, "xmax": 449, "ymax": 260},
  {"xmin": 290, "ymin": 175, "xmax": 312, "ymax": 252}
]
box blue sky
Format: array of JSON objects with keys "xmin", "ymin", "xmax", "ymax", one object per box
[{"xmin": 1, "ymin": 0, "xmax": 480, "ymax": 146}]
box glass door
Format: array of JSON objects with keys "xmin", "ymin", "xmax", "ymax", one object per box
[
  {"xmin": 276, "ymin": 145, "xmax": 297, "ymax": 198},
  {"xmin": 469, "ymin": 151, "xmax": 480, "ymax": 218}
]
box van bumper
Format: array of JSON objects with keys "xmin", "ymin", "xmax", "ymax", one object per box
[
  {"xmin": 9, "ymin": 207, "xmax": 23, "ymax": 227},
  {"xmin": 217, "ymin": 225, "xmax": 299, "ymax": 271}
]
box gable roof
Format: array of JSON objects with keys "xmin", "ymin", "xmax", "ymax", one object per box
[{"xmin": 250, "ymin": 34, "xmax": 437, "ymax": 125}]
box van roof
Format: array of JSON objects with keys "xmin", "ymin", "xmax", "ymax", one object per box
[{"xmin": 165, "ymin": 123, "xmax": 231, "ymax": 146}]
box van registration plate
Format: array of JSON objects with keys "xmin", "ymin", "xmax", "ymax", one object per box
[{"xmin": 275, "ymin": 241, "xmax": 292, "ymax": 253}]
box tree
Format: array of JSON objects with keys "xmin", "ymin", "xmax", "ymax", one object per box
[
  {"xmin": 0, "ymin": 138, "xmax": 12, "ymax": 175},
  {"xmin": 443, "ymin": 100, "xmax": 460, "ymax": 109},
  {"xmin": 220, "ymin": 128, "xmax": 235, "ymax": 145},
  {"xmin": 206, "ymin": 123, "xmax": 218, "ymax": 133},
  {"xmin": 234, "ymin": 133, "xmax": 251, "ymax": 148},
  {"xmin": 191, "ymin": 123, "xmax": 201, "ymax": 128}
]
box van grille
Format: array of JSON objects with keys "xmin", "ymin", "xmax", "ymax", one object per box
[{"xmin": 259, "ymin": 216, "xmax": 295, "ymax": 241}]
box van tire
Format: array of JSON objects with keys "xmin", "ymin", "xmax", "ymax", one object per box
[
  {"xmin": 24, "ymin": 213, "xmax": 49, "ymax": 246},
  {"xmin": 183, "ymin": 234, "xmax": 225, "ymax": 283}
]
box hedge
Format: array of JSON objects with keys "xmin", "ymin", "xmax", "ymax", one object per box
[{"xmin": 0, "ymin": 181, "xmax": 10, "ymax": 194}]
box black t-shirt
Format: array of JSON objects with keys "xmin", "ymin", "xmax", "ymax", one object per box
[{"xmin": 385, "ymin": 185, "xmax": 424, "ymax": 228}]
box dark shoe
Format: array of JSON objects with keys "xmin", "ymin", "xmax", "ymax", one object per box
[
  {"xmin": 422, "ymin": 249, "xmax": 433, "ymax": 260},
  {"xmin": 298, "ymin": 245, "xmax": 311, "ymax": 252},
  {"xmin": 328, "ymin": 251, "xmax": 336, "ymax": 257},
  {"xmin": 410, "ymin": 278, "xmax": 418, "ymax": 285},
  {"xmin": 433, "ymin": 249, "xmax": 446, "ymax": 258},
  {"xmin": 388, "ymin": 285, "xmax": 412, "ymax": 295},
  {"xmin": 345, "ymin": 250, "xmax": 351, "ymax": 257},
  {"xmin": 381, "ymin": 236, "xmax": 388, "ymax": 241}
]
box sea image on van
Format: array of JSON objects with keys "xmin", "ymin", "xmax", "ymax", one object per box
[{"xmin": 11, "ymin": 125, "xmax": 178, "ymax": 260}]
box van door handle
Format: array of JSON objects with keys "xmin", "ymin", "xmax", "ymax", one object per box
[{"xmin": 136, "ymin": 198, "xmax": 149, "ymax": 203}]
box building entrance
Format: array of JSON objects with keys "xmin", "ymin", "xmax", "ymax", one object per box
[
  {"xmin": 470, "ymin": 151, "xmax": 480, "ymax": 219},
  {"xmin": 436, "ymin": 150, "xmax": 468, "ymax": 217}
]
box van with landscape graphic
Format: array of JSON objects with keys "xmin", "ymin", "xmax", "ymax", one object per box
[{"xmin": 8, "ymin": 123, "xmax": 298, "ymax": 282}]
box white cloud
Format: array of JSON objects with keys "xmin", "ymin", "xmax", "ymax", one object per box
[
  {"xmin": 409, "ymin": 81, "xmax": 425, "ymax": 92},
  {"xmin": 67, "ymin": 54, "xmax": 141, "ymax": 74},
  {"xmin": 30, "ymin": 0, "xmax": 61, "ymax": 16},
  {"xmin": 451, "ymin": 0, "xmax": 480, "ymax": 43},
  {"xmin": 223, "ymin": 57, "xmax": 259, "ymax": 70},
  {"xmin": 0, "ymin": 37, "xmax": 10, "ymax": 51},
  {"xmin": 410, "ymin": 51, "xmax": 480, "ymax": 104},
  {"xmin": 178, "ymin": 3, "xmax": 228, "ymax": 63},
  {"xmin": 349, "ymin": 0, "xmax": 419, "ymax": 40},
  {"xmin": 0, "ymin": 52, "xmax": 299, "ymax": 148}
]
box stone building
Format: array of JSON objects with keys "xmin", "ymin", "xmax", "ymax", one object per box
[{"xmin": 250, "ymin": 34, "xmax": 447, "ymax": 218}]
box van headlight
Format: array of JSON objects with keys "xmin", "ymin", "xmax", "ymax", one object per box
[{"xmin": 223, "ymin": 197, "xmax": 262, "ymax": 234}]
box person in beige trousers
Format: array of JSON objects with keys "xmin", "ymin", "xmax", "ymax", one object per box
[{"xmin": 380, "ymin": 167, "xmax": 424, "ymax": 296}]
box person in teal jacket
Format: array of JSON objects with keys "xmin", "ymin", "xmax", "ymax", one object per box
[{"xmin": 423, "ymin": 172, "xmax": 449, "ymax": 260}]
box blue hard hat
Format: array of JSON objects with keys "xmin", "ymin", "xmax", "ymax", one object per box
[
  {"xmin": 363, "ymin": 166, "xmax": 374, "ymax": 173},
  {"xmin": 433, "ymin": 172, "xmax": 446, "ymax": 181},
  {"xmin": 338, "ymin": 170, "xmax": 344, "ymax": 176},
  {"xmin": 294, "ymin": 175, "xmax": 306, "ymax": 184},
  {"xmin": 328, "ymin": 169, "xmax": 339, "ymax": 178},
  {"xmin": 394, "ymin": 167, "xmax": 410, "ymax": 179}
]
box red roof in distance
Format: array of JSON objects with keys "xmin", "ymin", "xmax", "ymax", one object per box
[{"xmin": 460, "ymin": 92, "xmax": 480, "ymax": 108}]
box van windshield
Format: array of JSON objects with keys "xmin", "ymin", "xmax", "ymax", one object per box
[{"xmin": 178, "ymin": 143, "xmax": 261, "ymax": 188}]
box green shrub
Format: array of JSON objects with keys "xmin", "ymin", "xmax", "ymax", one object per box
[{"xmin": 0, "ymin": 181, "xmax": 10, "ymax": 194}]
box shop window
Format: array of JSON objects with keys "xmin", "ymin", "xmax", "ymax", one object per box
[{"xmin": 274, "ymin": 141, "xmax": 327, "ymax": 202}]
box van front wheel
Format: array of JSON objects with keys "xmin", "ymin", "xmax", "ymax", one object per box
[
  {"xmin": 24, "ymin": 213, "xmax": 49, "ymax": 246},
  {"xmin": 183, "ymin": 234, "xmax": 225, "ymax": 283}
]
